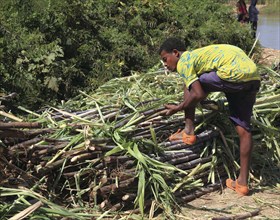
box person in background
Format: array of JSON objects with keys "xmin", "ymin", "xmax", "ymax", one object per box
[
  {"xmin": 237, "ymin": 0, "xmax": 249, "ymax": 23},
  {"xmin": 159, "ymin": 38, "xmax": 260, "ymax": 196},
  {"xmin": 249, "ymin": 0, "xmax": 259, "ymax": 38}
]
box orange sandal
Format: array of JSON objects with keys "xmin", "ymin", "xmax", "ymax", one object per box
[
  {"xmin": 226, "ymin": 178, "xmax": 249, "ymax": 196},
  {"xmin": 169, "ymin": 129, "xmax": 196, "ymax": 145}
]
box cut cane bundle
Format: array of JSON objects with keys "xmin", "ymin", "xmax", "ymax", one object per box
[{"xmin": 0, "ymin": 67, "xmax": 279, "ymax": 219}]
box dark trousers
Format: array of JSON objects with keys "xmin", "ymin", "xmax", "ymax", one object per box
[{"xmin": 250, "ymin": 21, "xmax": 258, "ymax": 38}]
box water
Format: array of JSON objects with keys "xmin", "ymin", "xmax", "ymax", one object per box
[{"xmin": 257, "ymin": 14, "xmax": 280, "ymax": 50}]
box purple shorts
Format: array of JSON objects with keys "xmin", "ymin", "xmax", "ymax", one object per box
[{"xmin": 198, "ymin": 71, "xmax": 260, "ymax": 131}]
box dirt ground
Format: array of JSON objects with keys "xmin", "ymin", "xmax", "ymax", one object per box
[
  {"xmin": 258, "ymin": 48, "xmax": 280, "ymax": 67},
  {"xmin": 178, "ymin": 186, "xmax": 280, "ymax": 220}
]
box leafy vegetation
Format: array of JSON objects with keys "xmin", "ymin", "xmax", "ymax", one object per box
[{"xmin": 0, "ymin": 0, "xmax": 258, "ymax": 109}]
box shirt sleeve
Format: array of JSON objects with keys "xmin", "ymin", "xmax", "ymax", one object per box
[{"xmin": 177, "ymin": 56, "xmax": 198, "ymax": 89}]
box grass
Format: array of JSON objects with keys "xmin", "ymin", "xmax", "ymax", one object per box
[
  {"xmin": 258, "ymin": 0, "xmax": 280, "ymax": 15},
  {"xmin": 259, "ymin": 5, "xmax": 280, "ymax": 15}
]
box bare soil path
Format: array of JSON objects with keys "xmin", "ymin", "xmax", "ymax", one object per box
[{"xmin": 179, "ymin": 186, "xmax": 280, "ymax": 219}]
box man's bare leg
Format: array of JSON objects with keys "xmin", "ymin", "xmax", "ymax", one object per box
[
  {"xmin": 183, "ymin": 85, "xmax": 208, "ymax": 135},
  {"xmin": 183, "ymin": 85, "xmax": 195, "ymax": 134},
  {"xmin": 227, "ymin": 125, "xmax": 252, "ymax": 190},
  {"xmin": 169, "ymin": 84, "xmax": 207, "ymax": 143},
  {"xmin": 236, "ymin": 125, "xmax": 253, "ymax": 186},
  {"xmin": 184, "ymin": 107, "xmax": 195, "ymax": 135}
]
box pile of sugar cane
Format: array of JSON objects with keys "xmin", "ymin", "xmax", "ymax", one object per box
[{"xmin": 0, "ymin": 68, "xmax": 279, "ymax": 219}]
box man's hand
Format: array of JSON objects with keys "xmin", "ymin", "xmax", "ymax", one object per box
[
  {"xmin": 163, "ymin": 81, "xmax": 207, "ymax": 116},
  {"xmin": 164, "ymin": 104, "xmax": 180, "ymax": 116}
]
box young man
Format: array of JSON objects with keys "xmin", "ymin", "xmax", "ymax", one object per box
[
  {"xmin": 249, "ymin": 0, "xmax": 259, "ymax": 38},
  {"xmin": 159, "ymin": 38, "xmax": 260, "ymax": 196}
]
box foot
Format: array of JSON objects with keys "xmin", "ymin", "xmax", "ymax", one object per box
[
  {"xmin": 226, "ymin": 178, "xmax": 249, "ymax": 196},
  {"xmin": 169, "ymin": 129, "xmax": 196, "ymax": 145}
]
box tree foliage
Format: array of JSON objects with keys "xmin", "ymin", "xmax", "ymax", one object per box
[{"xmin": 0, "ymin": 0, "xmax": 258, "ymax": 109}]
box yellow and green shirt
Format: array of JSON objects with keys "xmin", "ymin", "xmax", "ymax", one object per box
[{"xmin": 177, "ymin": 44, "xmax": 260, "ymax": 88}]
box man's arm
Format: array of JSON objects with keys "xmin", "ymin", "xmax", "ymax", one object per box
[{"xmin": 165, "ymin": 80, "xmax": 207, "ymax": 115}]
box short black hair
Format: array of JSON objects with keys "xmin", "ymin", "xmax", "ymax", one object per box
[{"xmin": 158, "ymin": 37, "xmax": 186, "ymax": 54}]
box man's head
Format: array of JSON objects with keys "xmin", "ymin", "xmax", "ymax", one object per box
[
  {"xmin": 250, "ymin": 0, "xmax": 257, "ymax": 6},
  {"xmin": 159, "ymin": 38, "xmax": 186, "ymax": 72}
]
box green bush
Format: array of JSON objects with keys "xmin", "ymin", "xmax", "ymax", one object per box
[{"xmin": 0, "ymin": 0, "xmax": 259, "ymax": 109}]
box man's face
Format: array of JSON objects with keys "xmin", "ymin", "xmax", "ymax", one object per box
[{"xmin": 160, "ymin": 49, "xmax": 180, "ymax": 72}]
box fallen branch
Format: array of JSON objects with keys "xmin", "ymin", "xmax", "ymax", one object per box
[{"xmin": 212, "ymin": 208, "xmax": 260, "ymax": 220}]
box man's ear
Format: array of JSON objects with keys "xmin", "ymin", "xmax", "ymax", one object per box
[{"xmin": 173, "ymin": 49, "xmax": 180, "ymax": 58}]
